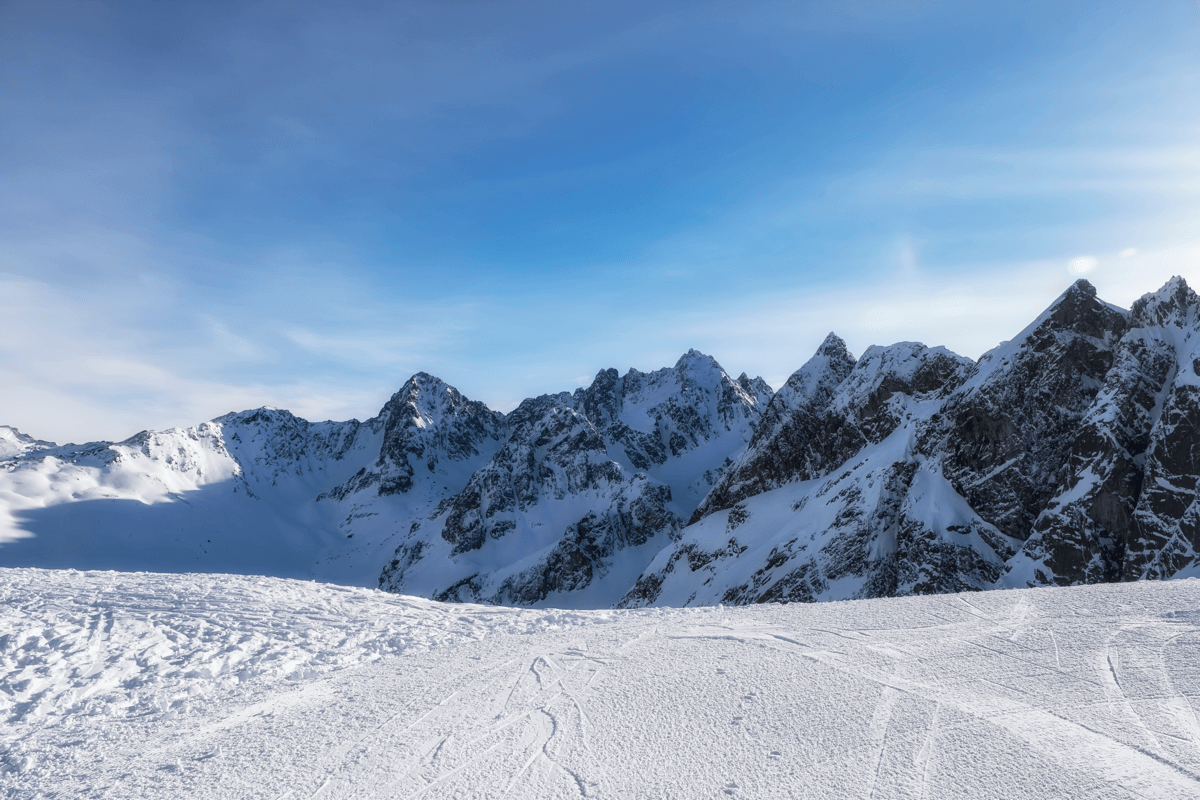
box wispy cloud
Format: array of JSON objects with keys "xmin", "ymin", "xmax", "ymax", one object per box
[
  {"xmin": 662, "ymin": 243, "xmax": 1200, "ymax": 389},
  {"xmin": 0, "ymin": 266, "xmax": 486, "ymax": 443},
  {"xmin": 3, "ymin": 0, "xmax": 1199, "ymax": 441}
]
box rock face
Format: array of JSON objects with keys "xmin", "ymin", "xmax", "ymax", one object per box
[
  {"xmin": 622, "ymin": 278, "xmax": 1200, "ymax": 607},
  {"xmin": 1012, "ymin": 277, "xmax": 1200, "ymax": 585},
  {"xmin": 6, "ymin": 276, "xmax": 1200, "ymax": 608},
  {"xmin": 689, "ymin": 333, "xmax": 858, "ymax": 522},
  {"xmin": 377, "ymin": 351, "xmax": 771, "ymax": 604}
]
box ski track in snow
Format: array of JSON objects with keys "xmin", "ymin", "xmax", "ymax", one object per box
[{"xmin": 4, "ymin": 569, "xmax": 1200, "ymax": 798}]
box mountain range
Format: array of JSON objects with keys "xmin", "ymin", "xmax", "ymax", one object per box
[{"xmin": 4, "ymin": 277, "xmax": 1199, "ymax": 607}]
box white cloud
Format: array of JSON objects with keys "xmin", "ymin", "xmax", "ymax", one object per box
[
  {"xmin": 0, "ymin": 271, "xmax": 480, "ymax": 443},
  {"xmin": 1068, "ymin": 256, "xmax": 1098, "ymax": 276},
  {"xmin": 662, "ymin": 243, "xmax": 1200, "ymax": 389},
  {"xmin": 5, "ymin": 232, "xmax": 1200, "ymax": 445}
]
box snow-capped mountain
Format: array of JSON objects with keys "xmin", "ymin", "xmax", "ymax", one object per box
[
  {"xmin": 622, "ymin": 278, "xmax": 1200, "ymax": 607},
  {"xmin": 5, "ymin": 277, "xmax": 1200, "ymax": 608},
  {"xmin": 0, "ymin": 373, "xmax": 505, "ymax": 586},
  {"xmin": 0, "ymin": 352, "xmax": 772, "ymax": 600},
  {"xmin": 377, "ymin": 350, "xmax": 772, "ymax": 605}
]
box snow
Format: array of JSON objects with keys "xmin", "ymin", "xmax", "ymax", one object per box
[
  {"xmin": 4, "ymin": 568, "xmax": 1200, "ymax": 798},
  {"xmin": 0, "ymin": 427, "xmax": 54, "ymax": 461},
  {"xmin": 0, "ymin": 376, "xmax": 506, "ymax": 588}
]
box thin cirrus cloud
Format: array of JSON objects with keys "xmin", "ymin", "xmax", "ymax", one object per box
[{"xmin": 1, "ymin": 0, "xmax": 1199, "ymax": 442}]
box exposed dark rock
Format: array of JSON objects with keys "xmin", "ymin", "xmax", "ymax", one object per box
[{"xmin": 929, "ymin": 280, "xmax": 1129, "ymax": 543}]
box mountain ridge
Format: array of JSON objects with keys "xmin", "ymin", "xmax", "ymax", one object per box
[{"xmin": 5, "ymin": 277, "xmax": 1200, "ymax": 609}]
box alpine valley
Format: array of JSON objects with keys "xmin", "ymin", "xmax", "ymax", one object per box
[{"xmin": 5, "ymin": 277, "xmax": 1200, "ymax": 609}]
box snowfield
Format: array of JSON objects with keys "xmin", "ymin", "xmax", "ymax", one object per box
[{"xmin": 5, "ymin": 570, "xmax": 1200, "ymax": 798}]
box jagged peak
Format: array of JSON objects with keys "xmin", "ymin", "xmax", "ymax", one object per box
[
  {"xmin": 0, "ymin": 424, "xmax": 46, "ymax": 442},
  {"xmin": 795, "ymin": 332, "xmax": 857, "ymax": 376},
  {"xmin": 774, "ymin": 333, "xmax": 857, "ymax": 408},
  {"xmin": 964, "ymin": 278, "xmax": 1128, "ymax": 393},
  {"xmin": 1130, "ymin": 275, "xmax": 1198, "ymax": 328},
  {"xmin": 0, "ymin": 425, "xmax": 57, "ymax": 459},
  {"xmin": 673, "ymin": 348, "xmax": 724, "ymax": 373},
  {"xmin": 1008, "ymin": 277, "xmax": 1124, "ymax": 347},
  {"xmin": 836, "ymin": 341, "xmax": 973, "ymax": 405},
  {"xmin": 401, "ymin": 371, "xmax": 452, "ymax": 392},
  {"xmin": 589, "ymin": 367, "xmax": 621, "ymax": 385},
  {"xmin": 1042, "ymin": 278, "xmax": 1126, "ymax": 332},
  {"xmin": 379, "ymin": 372, "xmax": 459, "ymax": 415},
  {"xmin": 1157, "ymin": 274, "xmax": 1190, "ymax": 293},
  {"xmin": 1066, "ymin": 278, "xmax": 1097, "ymax": 298},
  {"xmin": 215, "ymin": 406, "xmax": 305, "ymax": 427},
  {"xmin": 815, "ymin": 331, "xmax": 853, "ymax": 359}
]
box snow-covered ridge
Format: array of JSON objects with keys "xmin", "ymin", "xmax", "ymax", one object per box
[
  {"xmin": 0, "ymin": 351, "xmax": 773, "ymax": 603},
  {"xmin": 6, "ymin": 277, "xmax": 1200, "ymax": 608},
  {"xmin": 377, "ymin": 347, "xmax": 772, "ymax": 604},
  {"xmin": 630, "ymin": 277, "xmax": 1200, "ymax": 607}
]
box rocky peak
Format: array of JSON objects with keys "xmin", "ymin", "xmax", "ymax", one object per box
[
  {"xmin": 1034, "ymin": 279, "xmax": 1126, "ymax": 347},
  {"xmin": 687, "ymin": 335, "xmax": 860, "ymax": 524},
  {"xmin": 431, "ymin": 396, "xmax": 621, "ymax": 559},
  {"xmin": 1130, "ymin": 276, "xmax": 1198, "ymax": 329},
  {"xmin": 736, "ymin": 373, "xmax": 774, "ymax": 407},
  {"xmin": 329, "ymin": 373, "xmax": 509, "ymax": 498},
  {"xmin": 379, "ymin": 372, "xmax": 458, "ymax": 422},
  {"xmin": 216, "ymin": 406, "xmax": 306, "ymax": 429},
  {"xmin": 0, "ymin": 426, "xmax": 56, "ymax": 460},
  {"xmin": 815, "ymin": 331, "xmax": 853, "ymax": 360},
  {"xmin": 507, "ymin": 391, "xmax": 576, "ymax": 441},
  {"xmin": 834, "ymin": 342, "xmax": 972, "ymax": 415},
  {"xmin": 673, "ymin": 348, "xmax": 723, "ymax": 374},
  {"xmin": 931, "ymin": 281, "xmax": 1129, "ymax": 542},
  {"xmin": 213, "ymin": 407, "xmax": 361, "ymax": 472},
  {"xmin": 784, "ymin": 334, "xmax": 857, "ymax": 406},
  {"xmin": 572, "ymin": 368, "xmax": 624, "ymax": 431}
]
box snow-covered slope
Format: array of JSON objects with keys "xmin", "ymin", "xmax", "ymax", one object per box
[
  {"xmin": 628, "ymin": 278, "xmax": 1200, "ymax": 607},
  {"xmin": 0, "ymin": 374, "xmax": 505, "ymax": 586},
  {"xmin": 5, "ymin": 568, "xmax": 1200, "ymax": 798},
  {"xmin": 377, "ymin": 350, "xmax": 772, "ymax": 605}
]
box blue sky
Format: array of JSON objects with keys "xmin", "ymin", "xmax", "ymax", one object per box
[{"xmin": 3, "ymin": 0, "xmax": 1200, "ymax": 443}]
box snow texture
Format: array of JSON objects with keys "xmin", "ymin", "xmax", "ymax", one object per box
[{"xmin": 4, "ymin": 568, "xmax": 1200, "ymax": 798}]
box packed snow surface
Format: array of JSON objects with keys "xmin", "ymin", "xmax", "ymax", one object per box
[{"xmin": 5, "ymin": 569, "xmax": 1200, "ymax": 798}]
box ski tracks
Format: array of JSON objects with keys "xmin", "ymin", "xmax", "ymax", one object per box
[{"xmin": 288, "ymin": 643, "xmax": 613, "ymax": 799}]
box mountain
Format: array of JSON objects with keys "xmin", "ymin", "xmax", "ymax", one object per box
[
  {"xmin": 622, "ymin": 278, "xmax": 1200, "ymax": 607},
  {"xmin": 0, "ymin": 373, "xmax": 504, "ymax": 585},
  {"xmin": 377, "ymin": 350, "xmax": 772, "ymax": 605},
  {"xmin": 0, "ymin": 353, "xmax": 772, "ymax": 599},
  {"xmin": 5, "ymin": 277, "xmax": 1200, "ymax": 608}
]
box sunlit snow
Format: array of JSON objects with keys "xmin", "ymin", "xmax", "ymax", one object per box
[{"xmin": 4, "ymin": 568, "xmax": 1200, "ymax": 798}]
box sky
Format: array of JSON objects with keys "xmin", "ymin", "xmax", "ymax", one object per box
[{"xmin": 2, "ymin": 0, "xmax": 1200, "ymax": 444}]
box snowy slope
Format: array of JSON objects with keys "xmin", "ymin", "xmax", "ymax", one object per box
[
  {"xmin": 645, "ymin": 277, "xmax": 1200, "ymax": 606},
  {"xmin": 5, "ymin": 568, "xmax": 1200, "ymax": 798},
  {"xmin": 0, "ymin": 374, "xmax": 505, "ymax": 586},
  {"xmin": 378, "ymin": 351, "xmax": 772, "ymax": 606}
]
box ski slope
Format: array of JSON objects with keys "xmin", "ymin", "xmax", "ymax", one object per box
[{"xmin": 4, "ymin": 569, "xmax": 1200, "ymax": 798}]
